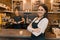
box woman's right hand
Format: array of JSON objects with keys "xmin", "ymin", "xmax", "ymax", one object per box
[
  {"xmin": 10, "ymin": 19, "xmax": 17, "ymax": 24},
  {"xmin": 11, "ymin": 21, "xmax": 17, "ymax": 24},
  {"xmin": 12, "ymin": 21, "xmax": 17, "ymax": 24},
  {"xmin": 32, "ymin": 28, "xmax": 40, "ymax": 33}
]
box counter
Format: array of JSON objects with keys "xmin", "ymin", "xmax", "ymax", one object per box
[{"xmin": 0, "ymin": 29, "xmax": 31, "ymax": 40}]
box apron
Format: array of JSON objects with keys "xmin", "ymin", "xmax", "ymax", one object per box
[
  {"xmin": 30, "ymin": 18, "xmax": 45, "ymax": 40},
  {"xmin": 13, "ymin": 16, "xmax": 22, "ymax": 29}
]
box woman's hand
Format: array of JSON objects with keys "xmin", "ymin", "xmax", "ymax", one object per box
[
  {"xmin": 13, "ymin": 22, "xmax": 17, "ymax": 24},
  {"xmin": 18, "ymin": 21, "xmax": 21, "ymax": 24},
  {"xmin": 10, "ymin": 19, "xmax": 17, "ymax": 24},
  {"xmin": 32, "ymin": 28, "xmax": 40, "ymax": 33},
  {"xmin": 11, "ymin": 20, "xmax": 17, "ymax": 24},
  {"xmin": 11, "ymin": 21, "xmax": 17, "ymax": 24},
  {"xmin": 17, "ymin": 18, "xmax": 25, "ymax": 24}
]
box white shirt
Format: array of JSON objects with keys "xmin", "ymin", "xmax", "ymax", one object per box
[{"xmin": 27, "ymin": 17, "xmax": 49, "ymax": 36}]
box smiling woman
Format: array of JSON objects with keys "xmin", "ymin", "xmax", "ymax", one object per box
[{"xmin": 27, "ymin": 4, "xmax": 49, "ymax": 40}]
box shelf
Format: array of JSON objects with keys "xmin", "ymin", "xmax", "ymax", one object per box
[
  {"xmin": 48, "ymin": 12, "xmax": 60, "ymax": 13},
  {"xmin": 0, "ymin": 11, "xmax": 60, "ymax": 14},
  {"xmin": 0, "ymin": 11, "xmax": 13, "ymax": 13},
  {"xmin": 53, "ymin": 3, "xmax": 60, "ymax": 5}
]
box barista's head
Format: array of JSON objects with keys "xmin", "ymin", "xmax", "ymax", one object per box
[
  {"xmin": 14, "ymin": 7, "xmax": 20, "ymax": 16},
  {"xmin": 37, "ymin": 4, "xmax": 48, "ymax": 18}
]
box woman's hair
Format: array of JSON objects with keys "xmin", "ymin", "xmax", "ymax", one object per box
[
  {"xmin": 13, "ymin": 7, "xmax": 20, "ymax": 16},
  {"xmin": 38, "ymin": 4, "xmax": 48, "ymax": 18},
  {"xmin": 14, "ymin": 6, "xmax": 20, "ymax": 11}
]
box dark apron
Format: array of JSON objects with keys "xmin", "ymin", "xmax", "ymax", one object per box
[
  {"xmin": 30, "ymin": 18, "xmax": 45, "ymax": 40},
  {"xmin": 13, "ymin": 16, "xmax": 22, "ymax": 29}
]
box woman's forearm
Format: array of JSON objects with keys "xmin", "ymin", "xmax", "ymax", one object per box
[
  {"xmin": 18, "ymin": 18, "xmax": 25, "ymax": 23},
  {"xmin": 32, "ymin": 28, "xmax": 40, "ymax": 33}
]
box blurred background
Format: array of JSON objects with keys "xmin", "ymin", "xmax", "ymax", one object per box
[{"xmin": 0, "ymin": 0, "xmax": 60, "ymax": 40}]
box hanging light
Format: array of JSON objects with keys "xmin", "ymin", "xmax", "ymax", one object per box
[
  {"xmin": 23, "ymin": 0, "xmax": 26, "ymax": 4},
  {"xmin": 50, "ymin": 0, "xmax": 53, "ymax": 3},
  {"xmin": 50, "ymin": 0, "xmax": 54, "ymax": 10}
]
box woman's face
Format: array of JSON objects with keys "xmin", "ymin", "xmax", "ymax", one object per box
[
  {"xmin": 15, "ymin": 9, "xmax": 19, "ymax": 16},
  {"xmin": 37, "ymin": 6, "xmax": 46, "ymax": 17}
]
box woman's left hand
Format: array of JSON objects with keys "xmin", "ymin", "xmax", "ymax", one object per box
[
  {"xmin": 18, "ymin": 22, "xmax": 21, "ymax": 24},
  {"xmin": 33, "ymin": 28, "xmax": 40, "ymax": 33}
]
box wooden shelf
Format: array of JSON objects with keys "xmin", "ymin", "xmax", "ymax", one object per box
[
  {"xmin": 1, "ymin": 10, "xmax": 59, "ymax": 14},
  {"xmin": 48, "ymin": 12, "xmax": 60, "ymax": 13}
]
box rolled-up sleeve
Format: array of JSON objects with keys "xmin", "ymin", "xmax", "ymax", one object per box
[
  {"xmin": 38, "ymin": 18, "xmax": 49, "ymax": 33},
  {"xmin": 27, "ymin": 18, "xmax": 49, "ymax": 36},
  {"xmin": 32, "ymin": 18, "xmax": 49, "ymax": 36},
  {"xmin": 27, "ymin": 17, "xmax": 37, "ymax": 32}
]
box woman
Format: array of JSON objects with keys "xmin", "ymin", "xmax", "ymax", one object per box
[
  {"xmin": 11, "ymin": 8, "xmax": 25, "ymax": 29},
  {"xmin": 27, "ymin": 4, "xmax": 49, "ymax": 40}
]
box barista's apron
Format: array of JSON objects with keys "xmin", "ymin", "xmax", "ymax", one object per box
[{"xmin": 31, "ymin": 18, "xmax": 45, "ymax": 40}]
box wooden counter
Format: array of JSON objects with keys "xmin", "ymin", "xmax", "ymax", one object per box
[
  {"xmin": 0, "ymin": 29, "xmax": 31, "ymax": 40},
  {"xmin": 0, "ymin": 29, "xmax": 31, "ymax": 38}
]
